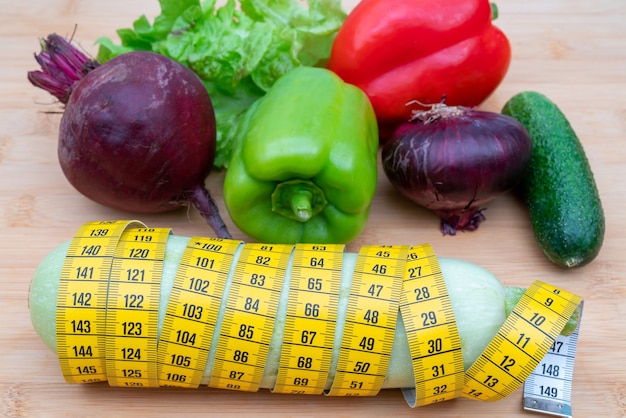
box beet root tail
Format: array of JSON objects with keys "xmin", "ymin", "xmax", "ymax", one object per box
[{"xmin": 188, "ymin": 184, "xmax": 232, "ymax": 239}]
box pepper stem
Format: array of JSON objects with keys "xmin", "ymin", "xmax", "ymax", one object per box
[
  {"xmin": 291, "ymin": 191, "xmax": 314, "ymax": 222},
  {"xmin": 490, "ymin": 2, "xmax": 499, "ymax": 20},
  {"xmin": 271, "ymin": 179, "xmax": 327, "ymax": 223}
]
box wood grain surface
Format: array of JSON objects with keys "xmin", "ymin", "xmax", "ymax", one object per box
[{"xmin": 1, "ymin": 0, "xmax": 625, "ymax": 416}]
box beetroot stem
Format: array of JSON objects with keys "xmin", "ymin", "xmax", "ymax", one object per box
[
  {"xmin": 188, "ymin": 184, "xmax": 232, "ymax": 239},
  {"xmin": 27, "ymin": 33, "xmax": 99, "ymax": 104}
]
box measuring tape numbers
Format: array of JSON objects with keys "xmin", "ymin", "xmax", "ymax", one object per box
[
  {"xmin": 463, "ymin": 280, "xmax": 583, "ymax": 403},
  {"xmin": 208, "ymin": 243, "xmax": 293, "ymax": 392},
  {"xmin": 523, "ymin": 300, "xmax": 583, "ymax": 418},
  {"xmin": 272, "ymin": 243, "xmax": 345, "ymax": 395},
  {"xmin": 326, "ymin": 245, "xmax": 408, "ymax": 397},
  {"xmin": 157, "ymin": 237, "xmax": 242, "ymax": 388},
  {"xmin": 56, "ymin": 220, "xmax": 145, "ymax": 384},
  {"xmin": 105, "ymin": 226, "xmax": 171, "ymax": 387},
  {"xmin": 55, "ymin": 219, "xmax": 585, "ymax": 415},
  {"xmin": 399, "ymin": 244, "xmax": 464, "ymax": 407}
]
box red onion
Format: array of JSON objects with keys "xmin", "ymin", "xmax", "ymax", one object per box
[{"xmin": 381, "ymin": 102, "xmax": 532, "ymax": 235}]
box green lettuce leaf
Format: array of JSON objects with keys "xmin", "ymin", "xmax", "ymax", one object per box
[{"xmin": 96, "ymin": 0, "xmax": 346, "ymax": 169}]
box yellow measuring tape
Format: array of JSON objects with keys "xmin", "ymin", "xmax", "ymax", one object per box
[
  {"xmin": 326, "ymin": 245, "xmax": 407, "ymax": 396},
  {"xmin": 56, "ymin": 220, "xmax": 145, "ymax": 384},
  {"xmin": 54, "ymin": 220, "xmax": 583, "ymax": 414},
  {"xmin": 208, "ymin": 243, "xmax": 293, "ymax": 392},
  {"xmin": 272, "ymin": 243, "xmax": 344, "ymax": 395},
  {"xmin": 157, "ymin": 237, "xmax": 242, "ymax": 388},
  {"xmin": 462, "ymin": 280, "xmax": 582, "ymax": 402},
  {"xmin": 105, "ymin": 226, "xmax": 171, "ymax": 387},
  {"xmin": 399, "ymin": 244, "xmax": 464, "ymax": 407}
]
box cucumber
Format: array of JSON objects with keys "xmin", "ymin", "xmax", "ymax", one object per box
[{"xmin": 502, "ymin": 91, "xmax": 605, "ymax": 268}]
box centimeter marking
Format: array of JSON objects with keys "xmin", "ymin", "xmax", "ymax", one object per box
[
  {"xmin": 208, "ymin": 243, "xmax": 293, "ymax": 392},
  {"xmin": 157, "ymin": 237, "xmax": 242, "ymax": 388},
  {"xmin": 56, "ymin": 220, "xmax": 145, "ymax": 384},
  {"xmin": 56, "ymin": 220, "xmax": 585, "ymax": 414},
  {"xmin": 272, "ymin": 243, "xmax": 345, "ymax": 395},
  {"xmin": 523, "ymin": 302, "xmax": 584, "ymax": 418},
  {"xmin": 462, "ymin": 281, "xmax": 583, "ymax": 403},
  {"xmin": 326, "ymin": 245, "xmax": 407, "ymax": 397},
  {"xmin": 399, "ymin": 244, "xmax": 464, "ymax": 407},
  {"xmin": 105, "ymin": 226, "xmax": 171, "ymax": 388}
]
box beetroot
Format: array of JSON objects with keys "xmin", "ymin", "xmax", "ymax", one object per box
[{"xmin": 28, "ymin": 34, "xmax": 230, "ymax": 238}]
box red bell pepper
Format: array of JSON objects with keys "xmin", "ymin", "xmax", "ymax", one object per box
[{"xmin": 327, "ymin": 0, "xmax": 511, "ymax": 142}]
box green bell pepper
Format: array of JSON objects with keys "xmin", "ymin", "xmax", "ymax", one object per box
[{"xmin": 223, "ymin": 66, "xmax": 379, "ymax": 243}]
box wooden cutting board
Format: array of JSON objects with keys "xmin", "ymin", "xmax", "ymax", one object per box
[{"xmin": 2, "ymin": 0, "xmax": 625, "ymax": 416}]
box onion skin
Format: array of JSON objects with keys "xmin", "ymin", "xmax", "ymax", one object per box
[{"xmin": 381, "ymin": 104, "xmax": 532, "ymax": 235}]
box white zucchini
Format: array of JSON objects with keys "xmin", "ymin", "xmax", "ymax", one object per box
[{"xmin": 30, "ymin": 236, "xmax": 520, "ymax": 389}]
